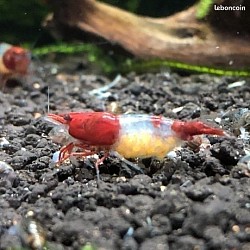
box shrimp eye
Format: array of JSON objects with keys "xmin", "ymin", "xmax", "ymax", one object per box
[{"xmin": 63, "ymin": 114, "xmax": 72, "ymax": 121}]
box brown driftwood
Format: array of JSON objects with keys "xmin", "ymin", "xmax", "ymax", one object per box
[{"xmin": 44, "ymin": 0, "xmax": 250, "ymax": 69}]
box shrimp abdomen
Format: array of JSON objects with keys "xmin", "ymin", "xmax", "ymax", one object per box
[{"xmin": 113, "ymin": 114, "xmax": 181, "ymax": 158}]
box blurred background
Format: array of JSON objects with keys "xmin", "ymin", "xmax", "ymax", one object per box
[{"xmin": 0, "ymin": 0, "xmax": 196, "ymax": 45}]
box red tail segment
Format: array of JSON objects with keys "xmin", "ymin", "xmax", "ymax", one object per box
[{"xmin": 171, "ymin": 120, "xmax": 224, "ymax": 141}]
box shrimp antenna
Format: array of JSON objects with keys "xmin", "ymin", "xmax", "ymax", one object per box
[
  {"xmin": 47, "ymin": 85, "xmax": 50, "ymax": 114},
  {"xmin": 30, "ymin": 30, "xmax": 46, "ymax": 50}
]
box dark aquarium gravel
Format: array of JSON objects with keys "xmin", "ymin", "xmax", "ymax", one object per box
[{"xmin": 0, "ymin": 61, "xmax": 250, "ymax": 250}]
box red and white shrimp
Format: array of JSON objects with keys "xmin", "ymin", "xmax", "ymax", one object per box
[
  {"xmin": 46, "ymin": 112, "xmax": 225, "ymax": 179},
  {"xmin": 0, "ymin": 43, "xmax": 30, "ymax": 86}
]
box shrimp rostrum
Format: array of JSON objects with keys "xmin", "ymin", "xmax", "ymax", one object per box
[{"xmin": 47, "ymin": 112, "xmax": 225, "ymax": 179}]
